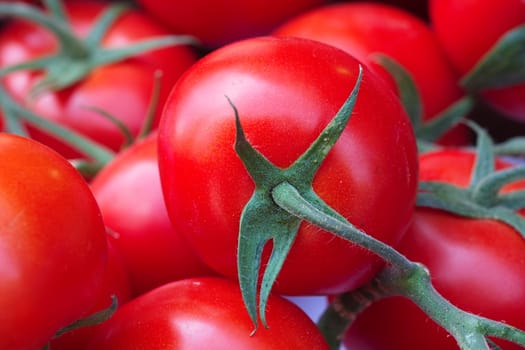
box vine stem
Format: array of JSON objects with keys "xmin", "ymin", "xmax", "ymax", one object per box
[
  {"xmin": 272, "ymin": 181, "xmax": 416, "ymax": 271},
  {"xmin": 272, "ymin": 181, "xmax": 525, "ymax": 350}
]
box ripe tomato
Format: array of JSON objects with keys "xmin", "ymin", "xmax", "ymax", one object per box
[
  {"xmin": 0, "ymin": 0, "xmax": 197, "ymax": 159},
  {"xmin": 158, "ymin": 36, "xmax": 418, "ymax": 295},
  {"xmin": 429, "ymin": 0, "xmax": 525, "ymax": 121},
  {"xmin": 49, "ymin": 240, "xmax": 132, "ymax": 350},
  {"xmin": 0, "ymin": 133, "xmax": 108, "ymax": 350},
  {"xmin": 84, "ymin": 277, "xmax": 330, "ymax": 349},
  {"xmin": 273, "ymin": 2, "xmax": 467, "ymax": 145},
  {"xmin": 342, "ymin": 150, "xmax": 525, "ymax": 350},
  {"xmin": 377, "ymin": 0, "xmax": 428, "ymax": 18},
  {"xmin": 90, "ymin": 133, "xmax": 216, "ymax": 296},
  {"xmin": 136, "ymin": 0, "xmax": 327, "ymax": 48}
]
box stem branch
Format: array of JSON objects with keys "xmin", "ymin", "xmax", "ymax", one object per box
[{"xmin": 272, "ymin": 181, "xmax": 525, "ymax": 350}]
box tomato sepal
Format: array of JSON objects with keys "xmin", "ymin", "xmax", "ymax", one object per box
[
  {"xmin": 373, "ymin": 54, "xmax": 423, "ymax": 128},
  {"xmin": 461, "ymin": 24, "xmax": 525, "ymax": 91},
  {"xmin": 233, "ymin": 67, "xmax": 362, "ymax": 330},
  {"xmin": 417, "ymin": 121, "xmax": 525, "ymax": 238},
  {"xmin": 0, "ymin": 84, "xmax": 115, "ymax": 164},
  {"xmin": 375, "ymin": 54, "xmax": 473, "ymax": 151},
  {"xmin": 52, "ymin": 295, "xmax": 118, "ymax": 340},
  {"xmin": 0, "ymin": 1, "xmax": 198, "ymax": 97}
]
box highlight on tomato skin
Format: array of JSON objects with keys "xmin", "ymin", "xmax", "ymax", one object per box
[
  {"xmin": 157, "ymin": 35, "xmax": 419, "ymax": 296},
  {"xmin": 83, "ymin": 277, "xmax": 331, "ymax": 350},
  {"xmin": 0, "ymin": 133, "xmax": 109, "ymax": 350},
  {"xmin": 90, "ymin": 132, "xmax": 217, "ymax": 297}
]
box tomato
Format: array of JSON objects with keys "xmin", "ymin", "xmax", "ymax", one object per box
[
  {"xmin": 136, "ymin": 0, "xmax": 328, "ymax": 49},
  {"xmin": 0, "ymin": 0, "xmax": 197, "ymax": 159},
  {"xmin": 0, "ymin": 133, "xmax": 108, "ymax": 350},
  {"xmin": 429, "ymin": 0, "xmax": 525, "ymax": 121},
  {"xmin": 377, "ymin": 0, "xmax": 428, "ymax": 18},
  {"xmin": 273, "ymin": 2, "xmax": 467, "ymax": 145},
  {"xmin": 342, "ymin": 150, "xmax": 525, "ymax": 350},
  {"xmin": 84, "ymin": 277, "xmax": 330, "ymax": 349},
  {"xmin": 49, "ymin": 239, "xmax": 132, "ymax": 350},
  {"xmin": 90, "ymin": 133, "xmax": 216, "ymax": 297},
  {"xmin": 158, "ymin": 36, "xmax": 418, "ymax": 295}
]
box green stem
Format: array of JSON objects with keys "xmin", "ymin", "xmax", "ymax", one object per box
[
  {"xmin": 137, "ymin": 70, "xmax": 162, "ymax": 139},
  {"xmin": 42, "ymin": 0, "xmax": 67, "ymax": 22},
  {"xmin": 378, "ymin": 265, "xmax": 525, "ymax": 350},
  {"xmin": 271, "ymin": 181, "xmax": 416, "ymax": 271},
  {"xmin": 317, "ymin": 278, "xmax": 390, "ymax": 350},
  {"xmin": 0, "ymin": 85, "xmax": 115, "ymax": 164},
  {"xmin": 0, "ymin": 3, "xmax": 88, "ymax": 57},
  {"xmin": 272, "ymin": 181, "xmax": 525, "ymax": 350},
  {"xmin": 472, "ymin": 165, "xmax": 525, "ymax": 206}
]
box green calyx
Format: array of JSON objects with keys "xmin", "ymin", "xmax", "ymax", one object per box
[
  {"xmin": 232, "ymin": 66, "xmax": 362, "ymax": 331},
  {"xmin": 41, "ymin": 294, "xmax": 119, "ymax": 349},
  {"xmin": 373, "ymin": 54, "xmax": 473, "ymax": 153},
  {"xmin": 417, "ymin": 120, "xmax": 525, "ymax": 238},
  {"xmin": 461, "ymin": 24, "xmax": 525, "ymax": 92},
  {"xmin": 0, "ymin": 0, "xmax": 198, "ymax": 97},
  {"xmin": 0, "ymin": 83, "xmax": 115, "ymax": 166}
]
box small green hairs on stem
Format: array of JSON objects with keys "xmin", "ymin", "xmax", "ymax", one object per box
[
  {"xmin": 316, "ymin": 120, "xmax": 525, "ymax": 350},
  {"xmin": 231, "ymin": 65, "xmax": 362, "ymax": 331},
  {"xmin": 232, "ymin": 65, "xmax": 525, "ymax": 349}
]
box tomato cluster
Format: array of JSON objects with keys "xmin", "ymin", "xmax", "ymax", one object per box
[{"xmin": 0, "ymin": 0, "xmax": 524, "ymax": 349}]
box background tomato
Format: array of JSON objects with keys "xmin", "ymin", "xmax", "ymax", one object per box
[
  {"xmin": 90, "ymin": 133, "xmax": 216, "ymax": 297},
  {"xmin": 342, "ymin": 150, "xmax": 525, "ymax": 350},
  {"xmin": 429, "ymin": 0, "xmax": 525, "ymax": 122},
  {"xmin": 158, "ymin": 36, "xmax": 418, "ymax": 296},
  {"xmin": 0, "ymin": 133, "xmax": 108, "ymax": 350},
  {"xmin": 49, "ymin": 239, "xmax": 132, "ymax": 350},
  {"xmin": 274, "ymin": 2, "xmax": 467, "ymax": 145},
  {"xmin": 136, "ymin": 0, "xmax": 328, "ymax": 49},
  {"xmin": 85, "ymin": 277, "xmax": 330, "ymax": 350},
  {"xmin": 0, "ymin": 0, "xmax": 197, "ymax": 159}
]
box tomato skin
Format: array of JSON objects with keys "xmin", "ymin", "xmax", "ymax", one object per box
[
  {"xmin": 158, "ymin": 36, "xmax": 418, "ymax": 295},
  {"xmin": 49, "ymin": 240, "xmax": 132, "ymax": 350},
  {"xmin": 136, "ymin": 0, "xmax": 328, "ymax": 48},
  {"xmin": 273, "ymin": 2, "xmax": 467, "ymax": 145},
  {"xmin": 429, "ymin": 0, "xmax": 525, "ymax": 121},
  {"xmin": 85, "ymin": 277, "xmax": 330, "ymax": 350},
  {"xmin": 90, "ymin": 133, "xmax": 216, "ymax": 297},
  {"xmin": 343, "ymin": 150, "xmax": 525, "ymax": 350},
  {"xmin": 0, "ymin": 133, "xmax": 108, "ymax": 350},
  {"xmin": 0, "ymin": 0, "xmax": 197, "ymax": 159}
]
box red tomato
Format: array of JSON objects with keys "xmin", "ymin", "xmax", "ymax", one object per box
[
  {"xmin": 90, "ymin": 133, "xmax": 216, "ymax": 296},
  {"xmin": 0, "ymin": 0, "xmax": 197, "ymax": 159},
  {"xmin": 343, "ymin": 150, "xmax": 525, "ymax": 350},
  {"xmin": 377, "ymin": 0, "xmax": 428, "ymax": 18},
  {"xmin": 136, "ymin": 0, "xmax": 328, "ymax": 48},
  {"xmin": 0, "ymin": 133, "xmax": 108, "ymax": 350},
  {"xmin": 158, "ymin": 36, "xmax": 418, "ymax": 295},
  {"xmin": 274, "ymin": 2, "xmax": 467, "ymax": 145},
  {"xmin": 85, "ymin": 277, "xmax": 330, "ymax": 349},
  {"xmin": 429, "ymin": 0, "xmax": 525, "ymax": 121},
  {"xmin": 49, "ymin": 239, "xmax": 132, "ymax": 350}
]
